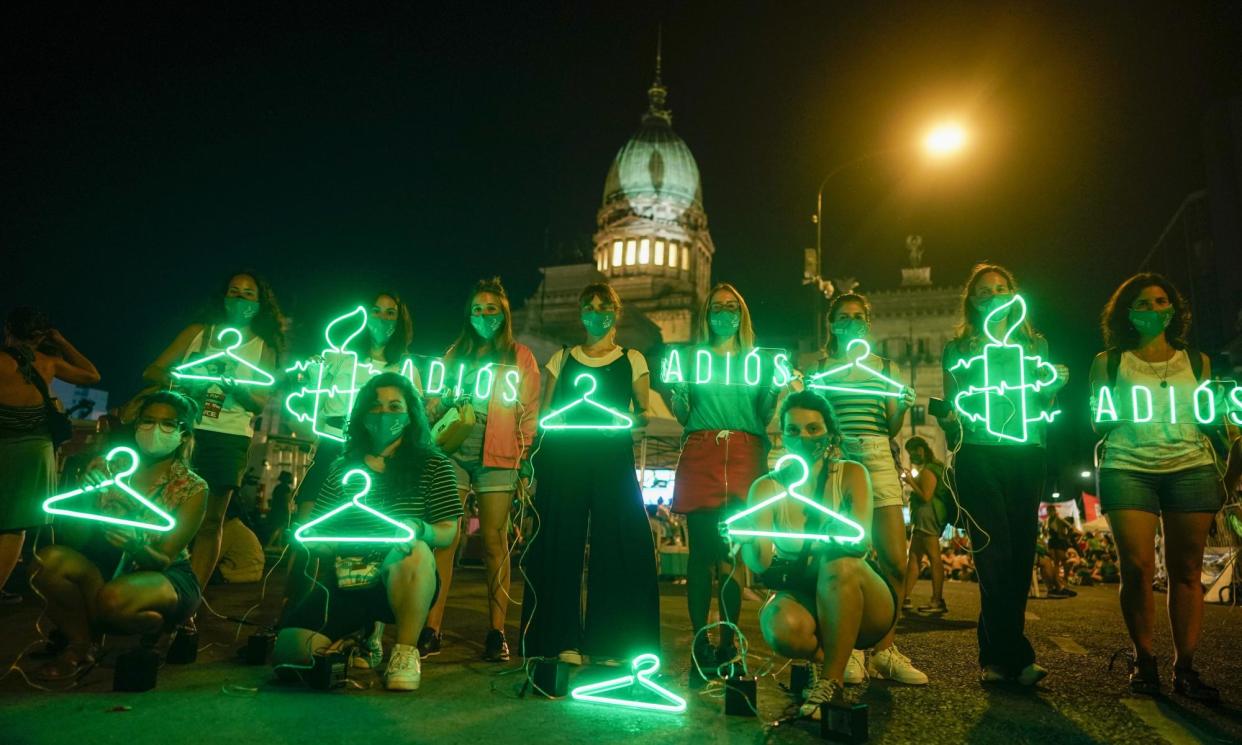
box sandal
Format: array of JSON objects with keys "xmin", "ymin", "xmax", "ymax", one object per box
[
  {"xmin": 37, "ymin": 643, "xmax": 99, "ymax": 682},
  {"xmin": 1172, "ymin": 666, "xmax": 1220, "ymax": 704}
]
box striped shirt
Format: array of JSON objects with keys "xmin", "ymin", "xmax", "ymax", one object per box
[
  {"xmin": 312, "ymin": 453, "xmax": 461, "ymax": 549},
  {"xmin": 813, "ymin": 356, "xmax": 900, "ymax": 438}
]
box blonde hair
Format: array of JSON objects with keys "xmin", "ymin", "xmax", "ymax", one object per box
[{"xmin": 694, "ymin": 282, "xmax": 755, "ymax": 350}]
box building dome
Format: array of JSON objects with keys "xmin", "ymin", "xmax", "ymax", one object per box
[{"xmin": 603, "ymin": 114, "xmax": 702, "ymax": 207}]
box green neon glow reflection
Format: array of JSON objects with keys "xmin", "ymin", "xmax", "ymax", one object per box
[
  {"xmin": 539, "ymin": 373, "xmax": 634, "ymax": 430},
  {"xmin": 409, "ymin": 356, "xmax": 521, "ymax": 403},
  {"xmin": 284, "ymin": 307, "xmax": 378, "ymax": 444},
  {"xmin": 172, "ymin": 327, "xmax": 276, "ymax": 387},
  {"xmin": 569, "ymin": 654, "xmax": 687, "ymax": 713},
  {"xmin": 43, "ymin": 447, "xmax": 177, "ymax": 532},
  {"xmin": 294, "ymin": 468, "xmax": 416, "ymax": 544},
  {"xmin": 1093, "ymin": 380, "xmax": 1242, "ymax": 425},
  {"xmin": 660, "ymin": 346, "xmax": 792, "ymax": 387},
  {"xmin": 806, "ymin": 338, "xmax": 908, "ymax": 398},
  {"xmin": 950, "ymin": 295, "xmax": 1061, "ymax": 443},
  {"xmin": 725, "ymin": 454, "xmax": 866, "ymax": 545}
]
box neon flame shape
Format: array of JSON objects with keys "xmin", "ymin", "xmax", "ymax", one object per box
[
  {"xmin": 284, "ymin": 307, "xmax": 380, "ymax": 443},
  {"xmin": 806, "ymin": 338, "xmax": 907, "ymax": 398},
  {"xmin": 172, "ymin": 327, "xmax": 276, "ymax": 387},
  {"xmin": 294, "ymin": 468, "xmax": 416, "ymax": 544},
  {"xmin": 724, "ymin": 454, "xmax": 865, "ymax": 545},
  {"xmin": 43, "ymin": 447, "xmax": 176, "ymax": 532},
  {"xmin": 950, "ymin": 295, "xmax": 1061, "ymax": 443},
  {"xmin": 570, "ymin": 654, "xmax": 687, "ymax": 713},
  {"xmin": 539, "ymin": 373, "xmax": 634, "ymax": 430}
]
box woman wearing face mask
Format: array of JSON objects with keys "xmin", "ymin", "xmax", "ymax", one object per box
[
  {"xmin": 734, "ymin": 390, "xmax": 896, "ymax": 717},
  {"xmin": 1089, "ymin": 273, "xmax": 1224, "ymax": 701},
  {"xmin": 809, "ymin": 292, "xmax": 925, "ymax": 685},
  {"xmin": 667, "ymin": 283, "xmax": 778, "ymax": 683},
  {"xmin": 938, "ymin": 263, "xmax": 1068, "ymax": 686},
  {"xmin": 900, "ymin": 436, "xmax": 951, "ymax": 614},
  {"xmin": 519, "ymin": 282, "xmax": 659, "ymax": 665},
  {"xmin": 274, "ymin": 373, "xmax": 462, "ymax": 692},
  {"xmin": 422, "ymin": 278, "xmax": 539, "ymax": 662},
  {"xmin": 144, "ymin": 271, "xmax": 285, "ymax": 592},
  {"xmin": 32, "ymin": 392, "xmax": 207, "ymax": 679}
]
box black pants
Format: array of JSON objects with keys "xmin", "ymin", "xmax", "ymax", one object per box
[
  {"xmin": 520, "ymin": 433, "xmax": 660, "ymax": 659},
  {"xmin": 954, "ymin": 444, "xmax": 1046, "ymax": 676}
]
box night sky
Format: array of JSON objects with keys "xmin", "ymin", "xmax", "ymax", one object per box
[{"xmin": 6, "ymin": 2, "xmax": 1241, "ymax": 476}]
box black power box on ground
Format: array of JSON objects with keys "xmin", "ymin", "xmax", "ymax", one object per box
[
  {"xmin": 821, "ymin": 700, "xmax": 868, "ymax": 743},
  {"xmin": 245, "ymin": 631, "xmax": 276, "ymax": 665},
  {"xmin": 114, "ymin": 647, "xmax": 160, "ymax": 692},
  {"xmin": 724, "ymin": 676, "xmax": 757, "ymax": 716},
  {"xmin": 308, "ymin": 651, "xmax": 348, "ymax": 690},
  {"xmin": 531, "ymin": 660, "xmax": 568, "ymax": 697}
]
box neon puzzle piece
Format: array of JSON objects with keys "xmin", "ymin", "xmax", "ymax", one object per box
[
  {"xmin": 950, "ymin": 294, "xmax": 1061, "ymax": 443},
  {"xmin": 171, "ymin": 327, "xmax": 276, "ymax": 388},
  {"xmin": 43, "ymin": 446, "xmax": 176, "ymax": 532},
  {"xmin": 724, "ymin": 454, "xmax": 866, "ymax": 545},
  {"xmin": 539, "ymin": 373, "xmax": 634, "ymax": 430},
  {"xmin": 284, "ymin": 307, "xmax": 382, "ymax": 443},
  {"xmin": 294, "ymin": 468, "xmax": 416, "ymax": 544},
  {"xmin": 570, "ymin": 653, "xmax": 687, "ymax": 713},
  {"xmin": 806, "ymin": 338, "xmax": 908, "ymax": 398}
]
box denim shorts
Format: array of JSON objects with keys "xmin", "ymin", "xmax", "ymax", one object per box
[
  {"xmin": 842, "ymin": 436, "xmax": 904, "ymax": 509},
  {"xmin": 1098, "ymin": 465, "xmax": 1223, "ymax": 515},
  {"xmin": 450, "ymin": 457, "xmax": 518, "ymax": 494}
]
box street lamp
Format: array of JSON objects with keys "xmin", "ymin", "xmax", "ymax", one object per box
[
  {"xmin": 809, "ymin": 122, "xmax": 969, "ymax": 349},
  {"xmin": 1080, "ymin": 470, "xmax": 1093, "ymax": 479}
]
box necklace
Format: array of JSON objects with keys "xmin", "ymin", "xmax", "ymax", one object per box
[{"xmin": 1137, "ymin": 350, "xmax": 1173, "ymax": 388}]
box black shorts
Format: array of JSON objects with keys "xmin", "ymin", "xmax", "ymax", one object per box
[
  {"xmin": 191, "ymin": 429, "xmax": 252, "ymax": 493},
  {"xmin": 280, "ymin": 563, "xmax": 441, "ymax": 641},
  {"xmin": 82, "ymin": 536, "xmax": 201, "ymax": 629}
]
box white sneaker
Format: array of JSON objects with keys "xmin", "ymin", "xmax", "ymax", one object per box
[
  {"xmin": 1017, "ymin": 663, "xmax": 1048, "ymax": 687},
  {"xmin": 799, "ymin": 678, "xmax": 846, "ymax": 720},
  {"xmin": 868, "ymin": 645, "xmax": 928, "ymax": 685},
  {"xmin": 844, "ymin": 650, "xmax": 866, "ymax": 685},
  {"xmin": 353, "ymin": 622, "xmax": 384, "ymax": 669},
  {"xmin": 385, "ymin": 644, "xmax": 421, "ymax": 691},
  {"xmin": 557, "ymin": 649, "xmax": 583, "ymax": 666}
]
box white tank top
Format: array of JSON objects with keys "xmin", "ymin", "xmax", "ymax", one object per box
[
  {"xmin": 179, "ymin": 326, "xmax": 267, "ymax": 438},
  {"xmin": 1100, "ymin": 350, "xmax": 1214, "ymax": 473}
]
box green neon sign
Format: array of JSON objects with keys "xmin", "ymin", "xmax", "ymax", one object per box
[
  {"xmin": 570, "ymin": 654, "xmax": 687, "ymax": 713},
  {"xmin": 806, "ymin": 338, "xmax": 908, "ymax": 398},
  {"xmin": 1094, "ymin": 380, "xmax": 1242, "ymax": 425},
  {"xmin": 660, "ymin": 346, "xmax": 792, "ymax": 387},
  {"xmin": 294, "ymin": 468, "xmax": 417, "ymax": 544},
  {"xmin": 284, "ymin": 307, "xmax": 381, "ymax": 443},
  {"xmin": 409, "ymin": 355, "xmax": 522, "ymax": 404},
  {"xmin": 950, "ymin": 294, "xmax": 1061, "ymax": 443},
  {"xmin": 172, "ymin": 327, "xmax": 276, "ymax": 388},
  {"xmin": 43, "ymin": 447, "xmax": 177, "ymax": 532},
  {"xmin": 539, "ymin": 373, "xmax": 634, "ymax": 430},
  {"xmin": 724, "ymin": 454, "xmax": 865, "ymax": 545}
]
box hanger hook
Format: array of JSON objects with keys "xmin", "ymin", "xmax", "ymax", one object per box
[
  {"xmin": 215, "ymin": 327, "xmax": 244, "ymax": 349},
  {"xmin": 342, "ymin": 468, "xmax": 373, "ymax": 502},
  {"xmin": 572, "ymin": 372, "xmax": 600, "ymax": 398},
  {"xmin": 845, "ymin": 337, "xmax": 871, "ymax": 362},
  {"xmin": 106, "ymin": 446, "xmax": 141, "ymax": 480},
  {"xmin": 773, "ymin": 453, "xmax": 811, "ymax": 492},
  {"xmin": 631, "ymin": 653, "xmax": 661, "ymax": 678}
]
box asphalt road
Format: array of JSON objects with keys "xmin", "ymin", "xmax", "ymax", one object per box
[{"xmin": 1, "ymin": 562, "xmax": 1240, "ymax": 744}]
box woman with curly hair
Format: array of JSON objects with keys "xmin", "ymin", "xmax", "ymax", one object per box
[{"xmin": 1089, "ymin": 272, "xmax": 1223, "ymax": 701}]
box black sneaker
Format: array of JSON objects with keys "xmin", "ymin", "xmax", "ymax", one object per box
[
  {"xmin": 1172, "ymin": 666, "xmax": 1219, "ymax": 704},
  {"xmin": 417, "ymin": 627, "xmax": 441, "ymax": 658},
  {"xmin": 715, "ymin": 642, "xmax": 740, "ymax": 677},
  {"xmin": 483, "ymin": 629, "xmax": 510, "ymax": 662}
]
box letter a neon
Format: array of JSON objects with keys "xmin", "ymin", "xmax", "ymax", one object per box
[{"xmin": 1094, "ymin": 387, "xmax": 1119, "ymax": 423}]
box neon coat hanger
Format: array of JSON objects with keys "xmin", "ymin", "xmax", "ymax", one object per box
[
  {"xmin": 950, "ymin": 294, "xmax": 1061, "ymax": 443},
  {"xmin": 294, "ymin": 468, "xmax": 417, "ymax": 544},
  {"xmin": 538, "ymin": 372, "xmax": 634, "ymax": 430},
  {"xmin": 725, "ymin": 454, "xmax": 865, "ymax": 545},
  {"xmin": 43, "ymin": 446, "xmax": 177, "ymax": 532},
  {"xmin": 806, "ymin": 338, "xmax": 907, "ymax": 398},
  {"xmin": 284, "ymin": 307, "xmax": 382, "ymax": 442},
  {"xmin": 570, "ymin": 654, "xmax": 687, "ymax": 713},
  {"xmin": 172, "ymin": 327, "xmax": 276, "ymax": 387}
]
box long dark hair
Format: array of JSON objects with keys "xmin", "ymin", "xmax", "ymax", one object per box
[
  {"xmin": 903, "ymin": 435, "xmax": 942, "ymax": 467},
  {"xmin": 202, "ymin": 270, "xmax": 287, "ymax": 355},
  {"xmin": 954, "ymin": 262, "xmax": 1040, "ymax": 350},
  {"xmin": 137, "ymin": 390, "xmax": 200, "ymax": 464},
  {"xmin": 347, "ymin": 291, "xmax": 415, "ymax": 365},
  {"xmin": 1100, "ymin": 272, "xmax": 1191, "ymax": 351},
  {"xmin": 343, "ymin": 372, "xmax": 439, "ymax": 486},
  {"xmin": 826, "ymin": 292, "xmax": 872, "ymax": 357},
  {"xmin": 446, "ymin": 277, "xmax": 516, "ymax": 364},
  {"xmin": 779, "ymin": 390, "xmax": 845, "ymax": 457}
]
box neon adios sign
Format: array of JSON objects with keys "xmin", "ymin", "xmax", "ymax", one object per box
[
  {"xmin": 406, "ymin": 355, "xmax": 522, "ymax": 404},
  {"xmin": 1094, "ymin": 380, "xmax": 1242, "ymax": 425},
  {"xmin": 659, "ymin": 346, "xmax": 792, "ymax": 387}
]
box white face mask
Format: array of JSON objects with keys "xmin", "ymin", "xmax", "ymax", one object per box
[{"xmin": 136, "ymin": 426, "xmax": 183, "ymax": 458}]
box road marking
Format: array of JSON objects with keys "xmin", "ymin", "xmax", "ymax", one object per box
[
  {"xmin": 1024, "ymin": 611, "xmax": 1040, "ymax": 621},
  {"xmin": 1046, "ymin": 635, "xmax": 1087, "ymax": 655},
  {"xmin": 1120, "ymin": 698, "xmax": 1215, "ymax": 745}
]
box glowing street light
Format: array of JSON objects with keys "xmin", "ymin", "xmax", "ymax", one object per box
[
  {"xmin": 923, "ymin": 123, "xmax": 968, "ymax": 157},
  {"xmin": 1080, "ymin": 470, "xmax": 1093, "ymax": 479}
]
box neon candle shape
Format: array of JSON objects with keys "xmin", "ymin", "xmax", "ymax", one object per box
[{"xmin": 284, "ymin": 307, "xmax": 380, "ymax": 443}]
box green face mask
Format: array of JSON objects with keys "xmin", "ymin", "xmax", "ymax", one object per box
[
  {"xmin": 831, "ymin": 318, "xmax": 869, "ymax": 345},
  {"xmin": 709, "ymin": 311, "xmax": 741, "ymax": 338},
  {"xmin": 368, "ymin": 316, "xmax": 397, "ymax": 346},
  {"xmin": 471, "ymin": 314, "xmax": 503, "ymax": 340},
  {"xmin": 1129, "ymin": 308, "xmax": 1173, "ymax": 337},
  {"xmin": 224, "ymin": 297, "xmax": 259, "ymax": 325},
  {"xmin": 581, "ymin": 310, "xmax": 616, "ymax": 338}
]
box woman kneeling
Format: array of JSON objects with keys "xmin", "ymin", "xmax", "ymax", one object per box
[{"xmin": 735, "ymin": 391, "xmax": 896, "ymax": 717}]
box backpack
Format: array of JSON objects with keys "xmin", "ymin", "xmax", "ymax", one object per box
[{"xmin": 921, "ymin": 460, "xmax": 959, "ymax": 528}]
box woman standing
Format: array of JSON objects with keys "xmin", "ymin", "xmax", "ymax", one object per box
[
  {"xmin": 810, "ymin": 293, "xmax": 926, "ymax": 685},
  {"xmin": 143, "ymin": 271, "xmax": 284, "ymax": 590},
  {"xmin": 520, "ymin": 282, "xmax": 659, "ymax": 663},
  {"xmin": 0, "ymin": 307, "xmax": 100, "ymax": 603},
  {"xmin": 937, "ymin": 263, "xmax": 1067, "ymax": 686},
  {"xmin": 901, "ymin": 436, "xmax": 950, "ymax": 614},
  {"xmin": 668, "ymin": 283, "xmax": 777, "ymax": 681},
  {"xmin": 1090, "ymin": 272, "xmax": 1223, "ymax": 701},
  {"xmin": 422, "ymin": 278, "xmax": 539, "ymax": 662}
]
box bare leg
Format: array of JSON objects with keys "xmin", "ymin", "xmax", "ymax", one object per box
[
  {"xmin": 272, "ymin": 627, "xmax": 333, "ymax": 681},
  {"xmin": 815, "ymin": 557, "xmax": 897, "ymax": 681},
  {"xmin": 760, "ymin": 594, "xmax": 820, "ymax": 661},
  {"xmin": 1161, "ymin": 511, "xmax": 1215, "ymax": 669},
  {"xmin": 94, "ymin": 571, "xmax": 181, "ymax": 635},
  {"xmin": 477, "ymin": 491, "xmax": 514, "ymax": 632},
  {"xmin": 870, "ymin": 505, "xmax": 906, "ymax": 652},
  {"xmin": 383, "ymin": 544, "xmax": 438, "ymax": 646},
  {"xmin": 1106, "ymin": 509, "xmax": 1159, "ymax": 658},
  {"xmin": 190, "ymin": 486, "xmax": 233, "ymax": 588},
  {"xmin": 424, "ymin": 488, "xmax": 468, "ymax": 633},
  {"xmin": 903, "ymin": 535, "xmax": 925, "ymax": 601},
  {"xmin": 31, "ymin": 545, "xmax": 105, "ymax": 645},
  {"xmin": 717, "ymin": 557, "xmax": 742, "ymax": 646},
  {"xmin": 924, "ymin": 534, "xmax": 945, "ymax": 601},
  {"xmin": 0, "ymin": 531, "xmax": 26, "ymax": 593}
]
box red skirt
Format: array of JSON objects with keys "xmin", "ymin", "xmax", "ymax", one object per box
[{"xmin": 671, "ymin": 430, "xmax": 768, "ymax": 514}]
